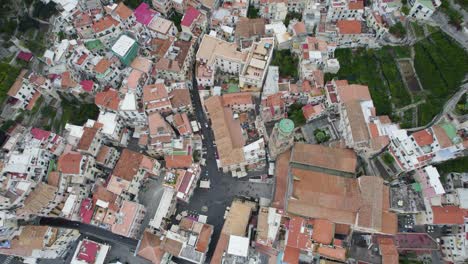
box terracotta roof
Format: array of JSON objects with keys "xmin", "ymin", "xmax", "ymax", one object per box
[
  {"xmin": 47, "ymin": 171, "xmax": 60, "ymax": 187},
  {"xmin": 334, "ymin": 224, "xmax": 350, "ymax": 235},
  {"xmin": 288, "ymin": 168, "xmax": 361, "ymax": 225},
  {"xmin": 377, "ymin": 237, "xmax": 398, "ymax": 264},
  {"xmin": 148, "ymin": 112, "xmax": 173, "ymax": 137},
  {"xmin": 368, "ymin": 123, "xmax": 380, "ymax": 138},
  {"xmin": 302, "ymin": 104, "xmax": 324, "ymax": 120},
  {"xmin": 94, "ymin": 58, "xmax": 112, "ymax": 74},
  {"xmin": 412, "ymin": 129, "xmax": 434, "ymax": 147},
  {"xmin": 272, "ymin": 150, "xmax": 290, "ymax": 209},
  {"xmin": 336, "ymin": 20, "xmax": 362, "ymax": 34},
  {"xmin": 8, "ymin": 69, "xmax": 28, "ymax": 97},
  {"xmin": 204, "ymin": 96, "xmax": 245, "ymax": 167},
  {"xmin": 114, "ymin": 2, "xmax": 133, "ymax": 19},
  {"xmin": 211, "ymin": 233, "xmax": 229, "ymax": 264},
  {"xmin": 317, "ymin": 246, "xmax": 346, "ymax": 261},
  {"xmin": 26, "ymin": 91, "xmax": 41, "ymax": 111},
  {"xmin": 287, "ymin": 169, "xmax": 397, "ymax": 234},
  {"xmin": 195, "ymin": 224, "xmax": 213, "ymax": 253},
  {"xmin": 96, "ymin": 145, "xmax": 110, "ymax": 164},
  {"xmin": 312, "ymin": 219, "xmax": 334, "ymax": 244},
  {"xmin": 222, "ymin": 92, "xmax": 253, "ymax": 107},
  {"xmin": 169, "ymin": 89, "xmax": 192, "ymax": 109},
  {"xmin": 379, "ymin": 115, "xmax": 392, "ymax": 124},
  {"xmin": 283, "ymin": 246, "xmax": 300, "ymax": 264},
  {"xmin": 57, "ymin": 152, "xmax": 82, "ymax": 174},
  {"xmin": 344, "ymin": 101, "xmax": 370, "ymax": 144},
  {"xmin": 337, "ymin": 84, "xmax": 371, "ymax": 103},
  {"xmin": 130, "ymin": 56, "xmax": 153, "ymax": 73},
  {"xmin": 173, "ymin": 113, "xmax": 192, "ymax": 135},
  {"xmin": 137, "ymin": 230, "xmax": 165, "ymax": 263},
  {"xmin": 92, "ymin": 15, "xmax": 119, "ymax": 33},
  {"xmin": 164, "ymin": 155, "xmax": 192, "ymax": 168},
  {"xmin": 293, "ymin": 22, "xmax": 307, "ymax": 35},
  {"xmin": 348, "ymin": 0, "xmax": 364, "ymax": 10},
  {"xmin": 161, "ymin": 237, "xmax": 183, "ymax": 256},
  {"xmin": 93, "ymin": 184, "xmax": 117, "ymax": 204},
  {"xmin": 95, "ymin": 89, "xmax": 120, "ymax": 111},
  {"xmin": 113, "ymin": 149, "xmax": 144, "ymax": 181},
  {"xmin": 235, "ymin": 17, "xmax": 266, "ymax": 38},
  {"xmin": 143, "ymin": 83, "xmax": 169, "ymax": 103},
  {"xmin": 432, "ymin": 206, "xmax": 468, "ymax": 225},
  {"xmin": 287, "ymin": 217, "xmax": 311, "ymax": 250},
  {"xmin": 151, "ymin": 37, "xmax": 173, "ymax": 58},
  {"xmin": 77, "ymin": 125, "xmax": 100, "ymax": 151},
  {"xmin": 291, "ymin": 143, "xmax": 357, "ymax": 174}
]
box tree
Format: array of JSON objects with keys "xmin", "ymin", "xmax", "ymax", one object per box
[
  {"xmin": 401, "ymin": 5, "xmax": 409, "ymax": 15},
  {"xmin": 314, "ymin": 129, "xmax": 330, "ymax": 143},
  {"xmin": 58, "ymin": 31, "xmax": 66, "ymax": 41},
  {"xmin": 169, "ymin": 10, "xmax": 183, "ymax": 32},
  {"xmin": 287, "ymin": 103, "xmax": 306, "ymax": 126},
  {"xmin": 284, "ymin": 12, "xmax": 302, "ymax": 27},
  {"xmin": 123, "ymin": 0, "xmax": 143, "ymax": 9},
  {"xmin": 389, "ymin": 22, "xmax": 407, "ymax": 38},
  {"xmin": 247, "ymin": 5, "xmax": 260, "ymax": 18}
]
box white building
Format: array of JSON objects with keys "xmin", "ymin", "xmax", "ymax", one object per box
[{"xmin": 408, "ymin": 0, "xmax": 441, "ymax": 20}]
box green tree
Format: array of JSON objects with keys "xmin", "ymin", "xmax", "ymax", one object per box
[
  {"xmin": 247, "ymin": 5, "xmax": 260, "ymax": 18},
  {"xmin": 284, "ymin": 12, "xmax": 302, "ymax": 27},
  {"xmin": 287, "ymin": 103, "xmax": 306, "ymax": 126},
  {"xmin": 389, "ymin": 22, "xmax": 407, "ymax": 38},
  {"xmin": 169, "ymin": 10, "xmax": 183, "ymax": 32},
  {"xmin": 314, "ymin": 129, "xmax": 330, "ymax": 143}
]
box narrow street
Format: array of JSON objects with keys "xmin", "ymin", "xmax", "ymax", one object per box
[{"xmin": 169, "ymin": 68, "xmax": 273, "ymax": 262}]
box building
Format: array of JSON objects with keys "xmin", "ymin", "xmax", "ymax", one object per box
[
  {"xmin": 269, "ymin": 118, "xmax": 295, "ymax": 160},
  {"xmin": 204, "ymin": 96, "xmax": 257, "ymax": 173},
  {"xmin": 70, "ymin": 239, "xmax": 110, "ymax": 264},
  {"xmin": 155, "ymin": 39, "xmax": 195, "ymax": 82},
  {"xmin": 408, "ymin": 0, "xmax": 441, "ymax": 20},
  {"xmin": 0, "ymin": 225, "xmax": 80, "ymax": 260},
  {"xmin": 234, "ymin": 18, "xmax": 266, "ymax": 46},
  {"xmin": 107, "ymin": 149, "xmax": 160, "ymax": 200},
  {"xmin": 196, "ymin": 35, "xmax": 248, "ymax": 87},
  {"xmin": 286, "ymin": 145, "xmax": 398, "ymax": 235},
  {"xmin": 111, "ymin": 201, "xmax": 146, "ymax": 239},
  {"xmin": 111, "ymin": 35, "xmax": 139, "ymax": 66},
  {"xmin": 239, "ymin": 38, "xmax": 274, "ymax": 94},
  {"xmin": 211, "ymin": 199, "xmax": 257, "ymax": 263},
  {"xmin": 326, "ymin": 0, "xmax": 365, "ymax": 21}
]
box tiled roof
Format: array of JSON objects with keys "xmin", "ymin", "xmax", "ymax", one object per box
[
  {"xmin": 336, "ymin": 20, "xmax": 362, "ymax": 34},
  {"xmin": 112, "ymin": 149, "xmax": 144, "ymax": 181},
  {"xmin": 58, "ymin": 152, "xmax": 82, "ymax": 174},
  {"xmin": 272, "ymin": 150, "xmax": 290, "ymax": 209},
  {"xmin": 92, "ymin": 15, "xmax": 119, "ymax": 33},
  {"xmin": 94, "ymin": 58, "xmax": 111, "ymax": 74},
  {"xmin": 312, "ymin": 219, "xmax": 334, "ymax": 244},
  {"xmin": 95, "ymin": 89, "xmax": 120, "ymax": 111},
  {"xmin": 137, "ymin": 230, "xmax": 164, "ymax": 263},
  {"xmin": 77, "ymin": 125, "xmax": 100, "ymax": 151},
  {"xmin": 432, "ymin": 206, "xmax": 468, "ymax": 225},
  {"xmin": 169, "ymin": 89, "xmax": 192, "ymax": 109},
  {"xmin": 114, "ymin": 2, "xmax": 133, "ymax": 19},
  {"xmin": 412, "ymin": 129, "xmax": 434, "ymax": 147},
  {"xmin": 291, "ymin": 143, "xmax": 357, "ymax": 174},
  {"xmin": 164, "ymin": 155, "xmax": 192, "ymax": 168}
]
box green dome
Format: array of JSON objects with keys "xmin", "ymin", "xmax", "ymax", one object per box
[{"xmin": 279, "ymin": 119, "xmax": 294, "ymax": 134}]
